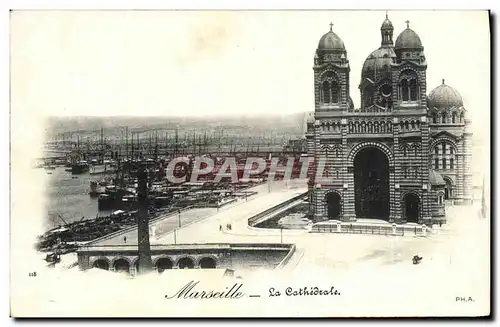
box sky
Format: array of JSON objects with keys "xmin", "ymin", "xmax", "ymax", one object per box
[{"xmin": 10, "ymin": 10, "xmax": 489, "ymax": 132}]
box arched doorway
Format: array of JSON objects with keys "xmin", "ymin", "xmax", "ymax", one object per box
[
  {"xmin": 92, "ymin": 259, "xmax": 109, "ymax": 270},
  {"xmin": 403, "ymin": 193, "xmax": 420, "ymax": 223},
  {"xmin": 444, "ymin": 177, "xmax": 453, "ymax": 200},
  {"xmin": 178, "ymin": 257, "xmax": 195, "ymax": 269},
  {"xmin": 354, "ymin": 147, "xmax": 390, "ymax": 219},
  {"xmin": 156, "ymin": 258, "xmax": 173, "ymax": 273},
  {"xmin": 325, "ymin": 192, "xmax": 341, "ymax": 219},
  {"xmin": 113, "ymin": 259, "xmax": 130, "ymax": 273},
  {"xmin": 199, "ymin": 257, "xmax": 217, "ymax": 269}
]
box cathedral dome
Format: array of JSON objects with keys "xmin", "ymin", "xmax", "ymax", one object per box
[
  {"xmin": 427, "ymin": 80, "xmax": 464, "ymax": 109},
  {"xmin": 361, "ymin": 47, "xmax": 396, "ymax": 79},
  {"xmin": 317, "ymin": 30, "xmax": 346, "ymax": 51},
  {"xmin": 395, "ymin": 27, "xmax": 423, "ymax": 50}
]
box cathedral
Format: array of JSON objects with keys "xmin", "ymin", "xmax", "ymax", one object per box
[{"xmin": 305, "ymin": 15, "xmax": 472, "ymax": 225}]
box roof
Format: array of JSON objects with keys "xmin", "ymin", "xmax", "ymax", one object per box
[
  {"xmin": 361, "ymin": 47, "xmax": 396, "ymax": 79},
  {"xmin": 395, "ymin": 28, "xmax": 423, "ymax": 50},
  {"xmin": 381, "ymin": 16, "xmax": 393, "ymax": 29},
  {"xmin": 427, "ymin": 81, "xmax": 464, "ymax": 109},
  {"xmin": 317, "ymin": 31, "xmax": 346, "ymax": 51}
]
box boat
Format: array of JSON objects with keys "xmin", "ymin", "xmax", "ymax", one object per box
[
  {"xmin": 98, "ymin": 186, "xmax": 128, "ymax": 210},
  {"xmin": 71, "ymin": 161, "xmax": 89, "ymax": 175}
]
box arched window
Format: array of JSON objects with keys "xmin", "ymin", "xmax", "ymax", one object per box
[
  {"xmin": 331, "ymin": 81, "xmax": 340, "ymax": 103},
  {"xmin": 452, "ymin": 113, "xmax": 457, "ymax": 124},
  {"xmin": 460, "ymin": 112, "xmax": 465, "ymax": 123},
  {"xmin": 450, "ymin": 158, "xmax": 454, "ymax": 169},
  {"xmin": 434, "ymin": 147, "xmax": 439, "ymax": 155},
  {"xmin": 442, "ymin": 158, "xmax": 447, "ymax": 169},
  {"xmin": 432, "ymin": 114, "xmax": 437, "ymax": 123},
  {"xmin": 403, "ymin": 165, "xmax": 407, "ymax": 178},
  {"xmin": 434, "ymin": 158, "xmax": 439, "ymax": 169},
  {"xmin": 401, "ymin": 79, "xmax": 409, "ymax": 101},
  {"xmin": 409, "ymin": 79, "xmax": 418, "ymax": 100},
  {"xmin": 405, "ymin": 121, "xmax": 409, "ymax": 130},
  {"xmin": 322, "ymin": 81, "xmax": 330, "ymax": 103},
  {"xmin": 450, "ymin": 147, "xmax": 454, "ymax": 155},
  {"xmin": 403, "ymin": 146, "xmax": 407, "ymax": 156},
  {"xmin": 442, "ymin": 143, "xmax": 446, "ymax": 154},
  {"xmin": 411, "ymin": 121, "xmax": 415, "ymax": 130},
  {"xmin": 399, "ymin": 70, "xmax": 418, "ymax": 102},
  {"xmin": 441, "ymin": 113, "xmax": 447, "ymax": 124}
]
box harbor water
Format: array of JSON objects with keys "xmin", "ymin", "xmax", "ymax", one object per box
[{"xmin": 45, "ymin": 166, "xmax": 112, "ymax": 229}]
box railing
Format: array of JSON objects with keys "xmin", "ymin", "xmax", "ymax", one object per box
[
  {"xmin": 310, "ymin": 223, "xmax": 428, "ymax": 237},
  {"xmin": 85, "ymin": 205, "xmax": 195, "ymax": 246},
  {"xmin": 248, "ymin": 192, "xmax": 308, "ymax": 227},
  {"xmin": 78, "ymin": 242, "xmax": 293, "ymax": 253}
]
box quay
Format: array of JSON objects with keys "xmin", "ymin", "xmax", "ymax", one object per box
[{"xmin": 77, "ymin": 180, "xmax": 308, "ymax": 274}]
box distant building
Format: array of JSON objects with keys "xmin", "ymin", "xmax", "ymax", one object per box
[
  {"xmin": 305, "ymin": 16, "xmax": 472, "ymax": 225},
  {"xmin": 283, "ymin": 138, "xmax": 307, "ymax": 154}
]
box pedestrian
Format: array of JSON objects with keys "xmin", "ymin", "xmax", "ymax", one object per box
[
  {"xmin": 439, "ymin": 221, "xmax": 442, "ymax": 228},
  {"xmin": 219, "ymin": 225, "xmax": 222, "ymax": 232},
  {"xmin": 124, "ymin": 236, "xmax": 127, "ymax": 243}
]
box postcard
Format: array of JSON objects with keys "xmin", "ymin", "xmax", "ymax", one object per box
[{"xmin": 9, "ymin": 9, "xmax": 491, "ymax": 317}]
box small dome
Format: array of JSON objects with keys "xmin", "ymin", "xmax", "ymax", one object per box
[
  {"xmin": 317, "ymin": 31, "xmax": 346, "ymax": 51},
  {"xmin": 430, "ymin": 170, "xmax": 445, "ymax": 186},
  {"xmin": 361, "ymin": 47, "xmax": 396, "ymax": 79},
  {"xmin": 395, "ymin": 27, "xmax": 423, "ymax": 50},
  {"xmin": 381, "ymin": 16, "xmax": 393, "ymax": 29},
  {"xmin": 427, "ymin": 80, "xmax": 464, "ymax": 109}
]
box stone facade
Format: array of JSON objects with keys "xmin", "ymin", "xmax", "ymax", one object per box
[{"xmin": 306, "ymin": 17, "xmax": 472, "ymax": 225}]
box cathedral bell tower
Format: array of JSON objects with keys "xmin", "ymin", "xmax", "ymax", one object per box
[{"xmin": 314, "ymin": 23, "xmax": 351, "ymax": 112}]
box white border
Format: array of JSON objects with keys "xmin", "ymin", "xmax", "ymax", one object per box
[{"xmin": 3, "ymin": 0, "xmax": 497, "ymax": 325}]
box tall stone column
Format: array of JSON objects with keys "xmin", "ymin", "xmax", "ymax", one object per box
[
  {"xmin": 454, "ymin": 140, "xmax": 464, "ymax": 204},
  {"xmin": 420, "ymin": 116, "xmax": 431, "ymax": 224},
  {"xmin": 313, "ymin": 121, "xmax": 324, "ymax": 222},
  {"xmin": 390, "ymin": 118, "xmax": 401, "ymax": 223},
  {"xmin": 342, "ymin": 119, "xmax": 355, "ymax": 221},
  {"xmin": 463, "ymin": 120, "xmax": 473, "ymax": 205},
  {"xmin": 137, "ymin": 165, "xmax": 153, "ymax": 274}
]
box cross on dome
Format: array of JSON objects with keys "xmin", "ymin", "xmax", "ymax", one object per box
[
  {"xmin": 406, "ymin": 20, "xmax": 410, "ymax": 28},
  {"xmin": 329, "ymin": 22, "xmax": 333, "ymax": 31}
]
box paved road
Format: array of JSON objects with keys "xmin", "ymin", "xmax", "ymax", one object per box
[
  {"xmin": 94, "ymin": 179, "xmax": 307, "ymax": 246},
  {"xmin": 95, "ymin": 207, "xmax": 217, "ymax": 246},
  {"xmin": 90, "ymin": 178, "xmax": 483, "ymax": 273}
]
